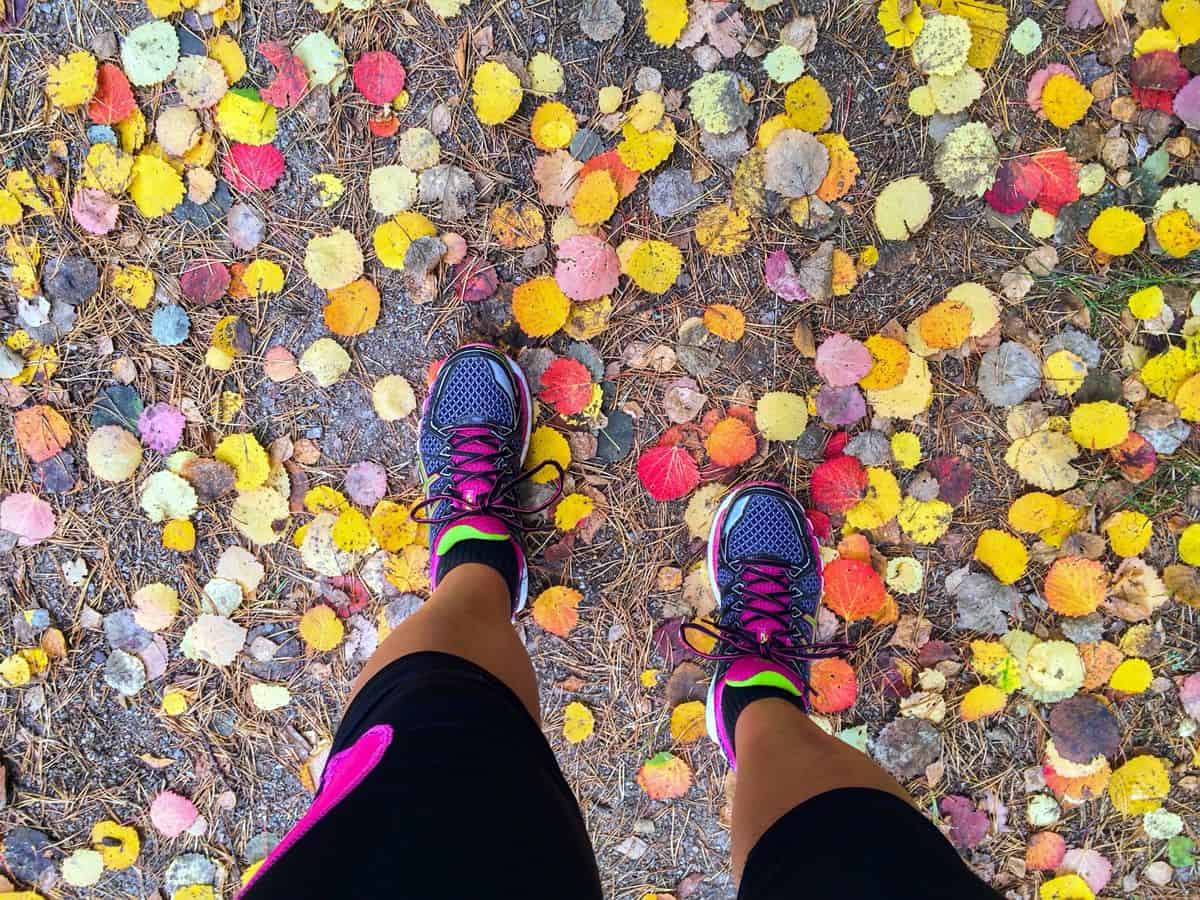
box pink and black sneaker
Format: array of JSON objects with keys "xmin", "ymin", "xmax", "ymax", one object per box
[
  {"xmin": 413, "ymin": 344, "xmax": 561, "ymax": 613},
  {"xmin": 689, "ymin": 483, "xmax": 848, "ymax": 768}
]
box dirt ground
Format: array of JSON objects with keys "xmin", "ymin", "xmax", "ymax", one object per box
[{"xmin": 2, "ymin": 0, "xmax": 1200, "ymax": 896}]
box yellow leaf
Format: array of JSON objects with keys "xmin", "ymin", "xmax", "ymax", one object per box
[
  {"xmin": 490, "ymin": 201, "xmax": 545, "ymax": 248},
  {"xmin": 643, "ymin": 0, "xmax": 688, "ymax": 47},
  {"xmin": 570, "ymin": 170, "xmax": 619, "ymax": 226},
  {"xmin": 1108, "ymin": 657, "xmax": 1152, "ymax": 694},
  {"xmin": 1127, "ymin": 285, "xmax": 1164, "ymax": 320},
  {"xmin": 669, "ymin": 700, "xmax": 706, "ymax": 743},
  {"xmin": 161, "ymin": 689, "xmax": 189, "ymax": 716},
  {"xmin": 46, "ymin": 51, "xmax": 98, "ymax": 108},
  {"xmin": 866, "ymin": 353, "xmax": 933, "ymax": 420},
  {"xmin": 1069, "ymin": 401, "xmax": 1129, "ymax": 450},
  {"xmin": 973, "ymin": 528, "xmax": 1027, "ymax": 584},
  {"xmin": 0, "ymin": 654, "xmax": 31, "ymax": 687},
  {"xmin": 873, "ymin": 175, "xmax": 932, "ymax": 241},
  {"xmin": 305, "ymin": 485, "xmax": 349, "ymax": 514},
  {"xmin": 695, "ymin": 203, "xmax": 750, "ymax": 256},
  {"xmin": 332, "ymin": 508, "xmax": 372, "ymax": 552},
  {"xmin": 531, "ymin": 101, "xmax": 576, "ymax": 150},
  {"xmin": 554, "ymin": 493, "xmax": 595, "ymax": 531},
  {"xmin": 111, "ymin": 265, "xmax": 155, "ymax": 309},
  {"xmin": 960, "ymin": 683, "xmax": 1007, "ymax": 721},
  {"xmin": 846, "ymin": 467, "xmax": 902, "ymax": 530},
  {"xmin": 214, "ymin": 434, "xmax": 270, "ymax": 491},
  {"xmin": 616, "ymin": 120, "xmax": 676, "ymax": 172},
  {"xmin": 1043, "ymin": 349, "xmax": 1088, "ymax": 397},
  {"xmin": 215, "ymin": 89, "xmax": 278, "ymax": 145},
  {"xmin": 1178, "ymin": 522, "xmax": 1200, "ymax": 565},
  {"xmin": 895, "ymin": 496, "xmax": 952, "ymax": 544},
  {"xmin": 532, "ymin": 585, "xmax": 581, "ymax": 637},
  {"xmin": 512, "ymin": 276, "xmax": 570, "ymax": 337},
  {"xmin": 939, "ymin": 0, "xmax": 1008, "ymax": 68},
  {"xmin": 472, "ymin": 60, "xmax": 523, "ymax": 125},
  {"xmin": 372, "ymin": 375, "xmax": 417, "ymax": 422},
  {"xmin": 890, "ymin": 431, "xmax": 921, "ymax": 469},
  {"xmin": 370, "ymin": 500, "xmax": 418, "ymax": 550},
  {"xmin": 325, "ymin": 278, "xmax": 380, "ymax": 336},
  {"xmin": 1107, "ymin": 754, "xmax": 1169, "ymax": 815},
  {"xmin": 128, "ymin": 154, "xmax": 184, "ymax": 218},
  {"xmin": 1041, "ymin": 73, "xmax": 1092, "ymax": 128},
  {"xmin": 878, "ymin": 0, "xmax": 924, "ymax": 48},
  {"xmin": 91, "ymin": 820, "xmax": 140, "ymax": 869},
  {"xmin": 640, "ymin": 668, "xmax": 660, "ymax": 688},
  {"xmin": 299, "ymin": 604, "xmax": 344, "ymax": 652},
  {"xmin": 1087, "ymin": 206, "xmax": 1145, "ymax": 256},
  {"xmin": 1007, "ymin": 492, "xmax": 1059, "ymax": 534},
  {"xmin": 310, "ymin": 172, "xmax": 345, "ymax": 208},
  {"xmin": 243, "ymin": 259, "xmax": 284, "ymax": 296},
  {"xmin": 528, "ymin": 426, "xmax": 571, "ymax": 482},
  {"xmin": 373, "ymin": 211, "xmax": 437, "ymax": 270},
  {"xmin": 859, "ymin": 335, "xmax": 909, "ymax": 390},
  {"xmin": 1102, "ymin": 509, "xmax": 1152, "ymax": 557},
  {"xmin": 162, "ymin": 519, "xmax": 195, "ymax": 552},
  {"xmin": 755, "ymin": 391, "xmax": 808, "ymax": 440},
  {"xmin": 1164, "ymin": 0, "xmax": 1200, "ymax": 43},
  {"xmin": 306, "ymin": 227, "xmax": 364, "ymax": 289},
  {"xmin": 784, "ymin": 75, "xmax": 831, "ymax": 132},
  {"xmin": 911, "ymin": 13, "xmax": 972, "ymax": 75},
  {"xmin": 1039, "ymin": 874, "xmax": 1095, "ymax": 900},
  {"xmin": 1152, "ymin": 208, "xmax": 1200, "ymax": 258},
  {"xmin": 562, "ymin": 700, "xmax": 595, "ymax": 743},
  {"xmin": 624, "ymin": 239, "xmax": 682, "ymax": 293},
  {"xmin": 208, "ymin": 34, "xmax": 248, "ymax": 83}
]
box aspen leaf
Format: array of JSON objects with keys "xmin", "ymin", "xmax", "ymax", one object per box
[
  {"xmin": 874, "ymin": 176, "xmax": 932, "ymax": 240},
  {"xmin": 636, "ymin": 751, "xmax": 691, "ymax": 799},
  {"xmin": 299, "ymin": 604, "xmax": 344, "ymax": 651},
  {"xmin": 532, "ymin": 585, "xmax": 582, "ymax": 637},
  {"xmin": 669, "ymin": 700, "xmax": 706, "ymax": 742},
  {"xmin": 563, "ymin": 701, "xmax": 595, "ymax": 743}
]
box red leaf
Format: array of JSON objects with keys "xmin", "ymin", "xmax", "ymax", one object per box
[
  {"xmin": 925, "ymin": 455, "xmax": 973, "ymax": 506},
  {"xmin": 222, "ymin": 143, "xmax": 285, "ymax": 192},
  {"xmin": 637, "ymin": 443, "xmax": 700, "ymax": 501},
  {"xmin": 1029, "ymin": 149, "xmax": 1080, "ymax": 215},
  {"xmin": 809, "ymin": 657, "xmax": 857, "ymax": 713},
  {"xmin": 822, "ymin": 558, "xmax": 886, "ymax": 621},
  {"xmin": 450, "ymin": 256, "xmax": 498, "ymax": 303},
  {"xmin": 984, "ymin": 157, "xmax": 1043, "ymax": 214},
  {"xmin": 258, "ymin": 41, "xmax": 309, "ymax": 109},
  {"xmin": 368, "ymin": 115, "xmax": 400, "ymax": 137},
  {"xmin": 578, "ymin": 149, "xmax": 639, "ymax": 199},
  {"xmin": 353, "ymin": 51, "xmax": 407, "ymax": 105},
  {"xmin": 810, "ymin": 455, "xmax": 867, "ymax": 514},
  {"xmin": 807, "ymin": 509, "xmax": 831, "ymax": 541},
  {"xmin": 823, "ymin": 431, "xmax": 850, "ymax": 459},
  {"xmin": 539, "ymin": 357, "xmax": 593, "ymax": 416},
  {"xmin": 88, "ymin": 62, "xmax": 136, "ymax": 125},
  {"xmin": 180, "ymin": 259, "xmax": 230, "ymax": 306},
  {"xmin": 1131, "ymin": 50, "xmax": 1189, "ymax": 93}
]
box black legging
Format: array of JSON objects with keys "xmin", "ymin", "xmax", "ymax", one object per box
[{"xmin": 240, "ymin": 652, "xmax": 1000, "ymax": 899}]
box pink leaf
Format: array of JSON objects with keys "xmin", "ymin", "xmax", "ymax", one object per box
[
  {"xmin": 0, "ymin": 492, "xmax": 56, "ymax": 546},
  {"xmin": 939, "ymin": 795, "xmax": 990, "ymax": 849},
  {"xmin": 815, "ymin": 333, "xmax": 872, "ymax": 386},
  {"xmin": 764, "ymin": 250, "xmax": 808, "ymax": 301},
  {"xmin": 1180, "ymin": 672, "xmax": 1200, "ymax": 722},
  {"xmin": 636, "ymin": 443, "xmax": 700, "ymax": 502},
  {"xmin": 149, "ymin": 790, "xmax": 199, "ymax": 838},
  {"xmin": 137, "ymin": 402, "xmax": 185, "ymax": 454},
  {"xmin": 1175, "ymin": 76, "xmax": 1200, "ymax": 129},
  {"xmin": 815, "ymin": 384, "xmax": 866, "ymax": 426},
  {"xmin": 344, "ymin": 460, "xmax": 388, "ymax": 507},
  {"xmin": 353, "ymin": 51, "xmax": 407, "ymax": 105},
  {"xmin": 70, "ymin": 188, "xmax": 119, "ymax": 235},
  {"xmin": 554, "ymin": 235, "xmax": 619, "ymax": 302},
  {"xmin": 223, "ymin": 143, "xmax": 286, "ymax": 192},
  {"xmin": 1060, "ymin": 848, "xmax": 1113, "ymax": 894}
]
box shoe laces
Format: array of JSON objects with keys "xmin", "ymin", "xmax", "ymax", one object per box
[
  {"xmin": 683, "ymin": 556, "xmax": 851, "ymax": 707},
  {"xmin": 410, "ymin": 425, "xmax": 564, "ymax": 532}
]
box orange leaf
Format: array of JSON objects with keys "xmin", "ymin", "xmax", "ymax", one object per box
[
  {"xmin": 532, "ymin": 585, "xmax": 581, "ymax": 637},
  {"xmin": 636, "ymin": 751, "xmax": 692, "ymax": 800},
  {"xmin": 822, "ymin": 558, "xmax": 886, "ymax": 620},
  {"xmin": 1044, "ymin": 556, "xmax": 1107, "ymax": 617},
  {"xmin": 490, "ymin": 201, "xmax": 545, "ymax": 249},
  {"xmin": 704, "ymin": 416, "xmax": 756, "ymax": 467},
  {"xmin": 1025, "ymin": 832, "xmax": 1066, "ymax": 871},
  {"xmin": 809, "ymin": 657, "xmax": 857, "ymax": 713},
  {"xmin": 324, "ymin": 278, "xmax": 381, "ymax": 336},
  {"xmin": 14, "ymin": 405, "xmax": 71, "ymax": 463},
  {"xmin": 703, "ymin": 303, "xmax": 745, "ymax": 341},
  {"xmin": 917, "ymin": 299, "xmax": 972, "ymax": 349}
]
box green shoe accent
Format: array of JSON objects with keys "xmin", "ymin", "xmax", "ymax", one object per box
[
  {"xmin": 435, "ymin": 523, "xmax": 508, "ymax": 556},
  {"xmin": 727, "ymin": 669, "xmax": 802, "ymax": 696}
]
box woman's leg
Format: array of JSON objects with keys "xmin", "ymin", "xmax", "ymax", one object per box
[
  {"xmin": 697, "ymin": 483, "xmax": 1001, "ymax": 899},
  {"xmin": 240, "ymin": 345, "xmax": 601, "ymax": 899},
  {"xmin": 348, "ymin": 561, "xmax": 539, "ymax": 720},
  {"xmin": 729, "ymin": 698, "xmax": 911, "ymax": 878}
]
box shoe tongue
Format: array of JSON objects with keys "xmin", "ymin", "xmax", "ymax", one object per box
[
  {"xmin": 435, "ymin": 515, "xmax": 511, "ymax": 556},
  {"xmin": 738, "ymin": 563, "xmax": 789, "ymax": 643},
  {"xmin": 450, "ymin": 425, "xmax": 501, "ymax": 502}
]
